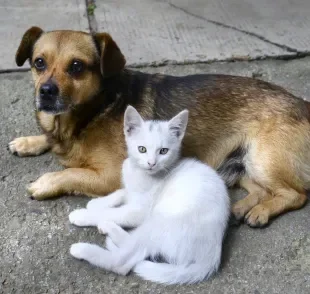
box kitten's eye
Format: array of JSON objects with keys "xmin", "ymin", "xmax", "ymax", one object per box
[
  {"xmin": 138, "ymin": 146, "xmax": 147, "ymax": 153},
  {"xmin": 159, "ymin": 148, "xmax": 169, "ymax": 155}
]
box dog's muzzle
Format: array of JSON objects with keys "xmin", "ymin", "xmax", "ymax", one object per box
[{"xmin": 37, "ymin": 82, "xmax": 68, "ymax": 114}]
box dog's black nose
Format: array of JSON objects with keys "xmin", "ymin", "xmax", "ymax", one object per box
[{"xmin": 39, "ymin": 83, "xmax": 59, "ymax": 99}]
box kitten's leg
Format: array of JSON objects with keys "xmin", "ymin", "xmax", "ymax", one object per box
[
  {"xmin": 105, "ymin": 237, "xmax": 118, "ymax": 251},
  {"xmin": 70, "ymin": 243, "xmax": 123, "ymax": 273},
  {"xmin": 69, "ymin": 205, "xmax": 145, "ymax": 228},
  {"xmin": 95, "ymin": 205, "xmax": 145, "ymax": 228},
  {"xmin": 69, "ymin": 189, "xmax": 126, "ymax": 227},
  {"xmin": 87, "ymin": 189, "xmax": 126, "ymax": 212},
  {"xmin": 70, "ymin": 240, "xmax": 147, "ymax": 275},
  {"xmin": 98, "ymin": 221, "xmax": 130, "ymax": 245},
  {"xmin": 69, "ymin": 209, "xmax": 98, "ymax": 227}
]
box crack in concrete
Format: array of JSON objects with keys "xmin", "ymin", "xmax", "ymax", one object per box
[
  {"xmin": 0, "ymin": 68, "xmax": 31, "ymax": 74},
  {"xmin": 168, "ymin": 2, "xmax": 305, "ymax": 54},
  {"xmin": 128, "ymin": 53, "xmax": 309, "ymax": 68},
  {"xmin": 85, "ymin": 0, "xmax": 98, "ymax": 33}
]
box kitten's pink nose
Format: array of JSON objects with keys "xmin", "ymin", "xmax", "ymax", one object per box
[{"xmin": 148, "ymin": 161, "xmax": 156, "ymax": 168}]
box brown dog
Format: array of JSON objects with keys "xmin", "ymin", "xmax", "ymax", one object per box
[{"xmin": 9, "ymin": 27, "xmax": 310, "ymax": 227}]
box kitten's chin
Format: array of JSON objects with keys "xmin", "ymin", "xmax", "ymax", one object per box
[
  {"xmin": 145, "ymin": 169, "xmax": 159, "ymax": 175},
  {"xmin": 135, "ymin": 162, "xmax": 165, "ymax": 175},
  {"xmin": 145, "ymin": 167, "xmax": 166, "ymax": 176}
]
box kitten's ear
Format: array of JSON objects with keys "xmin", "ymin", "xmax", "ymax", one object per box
[
  {"xmin": 168, "ymin": 110, "xmax": 189, "ymax": 140},
  {"xmin": 124, "ymin": 106, "xmax": 144, "ymax": 135}
]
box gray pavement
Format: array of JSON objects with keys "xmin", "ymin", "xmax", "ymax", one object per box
[
  {"xmin": 2, "ymin": 0, "xmax": 310, "ymax": 70},
  {"xmin": 0, "ymin": 0, "xmax": 89, "ymax": 70},
  {"xmin": 0, "ymin": 0, "xmax": 310, "ymax": 293}
]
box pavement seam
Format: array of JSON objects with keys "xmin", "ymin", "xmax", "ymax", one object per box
[
  {"xmin": 0, "ymin": 68, "xmax": 31, "ymax": 74},
  {"xmin": 1, "ymin": 53, "xmax": 310, "ymax": 74},
  {"xmin": 85, "ymin": 0, "xmax": 98, "ymax": 33},
  {"xmin": 168, "ymin": 2, "xmax": 306, "ymax": 54}
]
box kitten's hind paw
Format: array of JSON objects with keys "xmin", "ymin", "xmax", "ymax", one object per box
[
  {"xmin": 69, "ymin": 209, "xmax": 96, "ymax": 227},
  {"xmin": 70, "ymin": 243, "xmax": 93, "ymax": 260},
  {"xmin": 70, "ymin": 243, "xmax": 108, "ymax": 268},
  {"xmin": 105, "ymin": 237, "xmax": 118, "ymax": 251}
]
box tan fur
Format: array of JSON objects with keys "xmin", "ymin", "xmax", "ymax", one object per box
[
  {"xmin": 9, "ymin": 135, "xmax": 50, "ymax": 156},
  {"xmin": 11, "ymin": 27, "xmax": 310, "ymax": 227}
]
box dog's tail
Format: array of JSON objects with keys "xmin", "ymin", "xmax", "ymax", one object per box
[{"xmin": 133, "ymin": 260, "xmax": 218, "ymax": 285}]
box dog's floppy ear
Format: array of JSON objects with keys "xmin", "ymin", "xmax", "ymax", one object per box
[
  {"xmin": 93, "ymin": 33, "xmax": 126, "ymax": 77},
  {"xmin": 16, "ymin": 26, "xmax": 44, "ymax": 66}
]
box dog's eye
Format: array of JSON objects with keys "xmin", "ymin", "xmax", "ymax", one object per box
[
  {"xmin": 159, "ymin": 148, "xmax": 169, "ymax": 155},
  {"xmin": 69, "ymin": 60, "xmax": 85, "ymax": 75},
  {"xmin": 34, "ymin": 58, "xmax": 46, "ymax": 71}
]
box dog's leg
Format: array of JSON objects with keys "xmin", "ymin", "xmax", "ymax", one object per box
[
  {"xmin": 241, "ymin": 123, "xmax": 310, "ymax": 227},
  {"xmin": 27, "ymin": 168, "xmax": 119, "ymax": 200},
  {"xmin": 232, "ymin": 177, "xmax": 271, "ymax": 220},
  {"xmin": 245, "ymin": 188, "xmax": 307, "ymax": 227},
  {"xmin": 8, "ymin": 135, "xmax": 50, "ymax": 157}
]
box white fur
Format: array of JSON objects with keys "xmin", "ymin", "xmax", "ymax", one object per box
[{"xmin": 69, "ymin": 106, "xmax": 230, "ymax": 285}]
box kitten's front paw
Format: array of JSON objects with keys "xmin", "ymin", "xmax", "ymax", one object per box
[
  {"xmin": 70, "ymin": 243, "xmax": 93, "ymax": 260},
  {"xmin": 86, "ymin": 197, "xmax": 115, "ymax": 211},
  {"xmin": 69, "ymin": 209, "xmax": 95, "ymax": 227},
  {"xmin": 86, "ymin": 197, "xmax": 106, "ymax": 211}
]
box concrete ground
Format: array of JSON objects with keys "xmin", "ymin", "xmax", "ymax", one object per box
[{"xmin": 0, "ymin": 1, "xmax": 310, "ymax": 294}]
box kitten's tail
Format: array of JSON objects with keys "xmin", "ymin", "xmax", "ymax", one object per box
[{"xmin": 133, "ymin": 260, "xmax": 218, "ymax": 285}]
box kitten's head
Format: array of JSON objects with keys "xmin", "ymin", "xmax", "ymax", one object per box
[{"xmin": 124, "ymin": 106, "xmax": 189, "ymax": 175}]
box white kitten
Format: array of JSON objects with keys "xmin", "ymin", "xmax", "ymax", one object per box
[{"xmin": 69, "ymin": 106, "xmax": 230, "ymax": 285}]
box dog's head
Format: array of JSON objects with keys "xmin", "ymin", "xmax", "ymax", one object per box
[{"xmin": 15, "ymin": 27, "xmax": 126, "ymax": 114}]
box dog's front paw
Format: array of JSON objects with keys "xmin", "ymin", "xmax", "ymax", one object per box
[
  {"xmin": 70, "ymin": 243, "xmax": 94, "ymax": 260},
  {"xmin": 232, "ymin": 200, "xmax": 252, "ymax": 220},
  {"xmin": 245, "ymin": 204, "xmax": 270, "ymax": 227},
  {"xmin": 69, "ymin": 209, "xmax": 96, "ymax": 227},
  {"xmin": 8, "ymin": 136, "xmax": 48, "ymax": 157},
  {"xmin": 27, "ymin": 172, "xmax": 62, "ymax": 200}
]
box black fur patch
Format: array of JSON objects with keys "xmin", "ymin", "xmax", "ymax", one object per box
[
  {"xmin": 72, "ymin": 70, "xmax": 149, "ymax": 136},
  {"xmin": 217, "ymin": 146, "xmax": 247, "ymax": 187}
]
